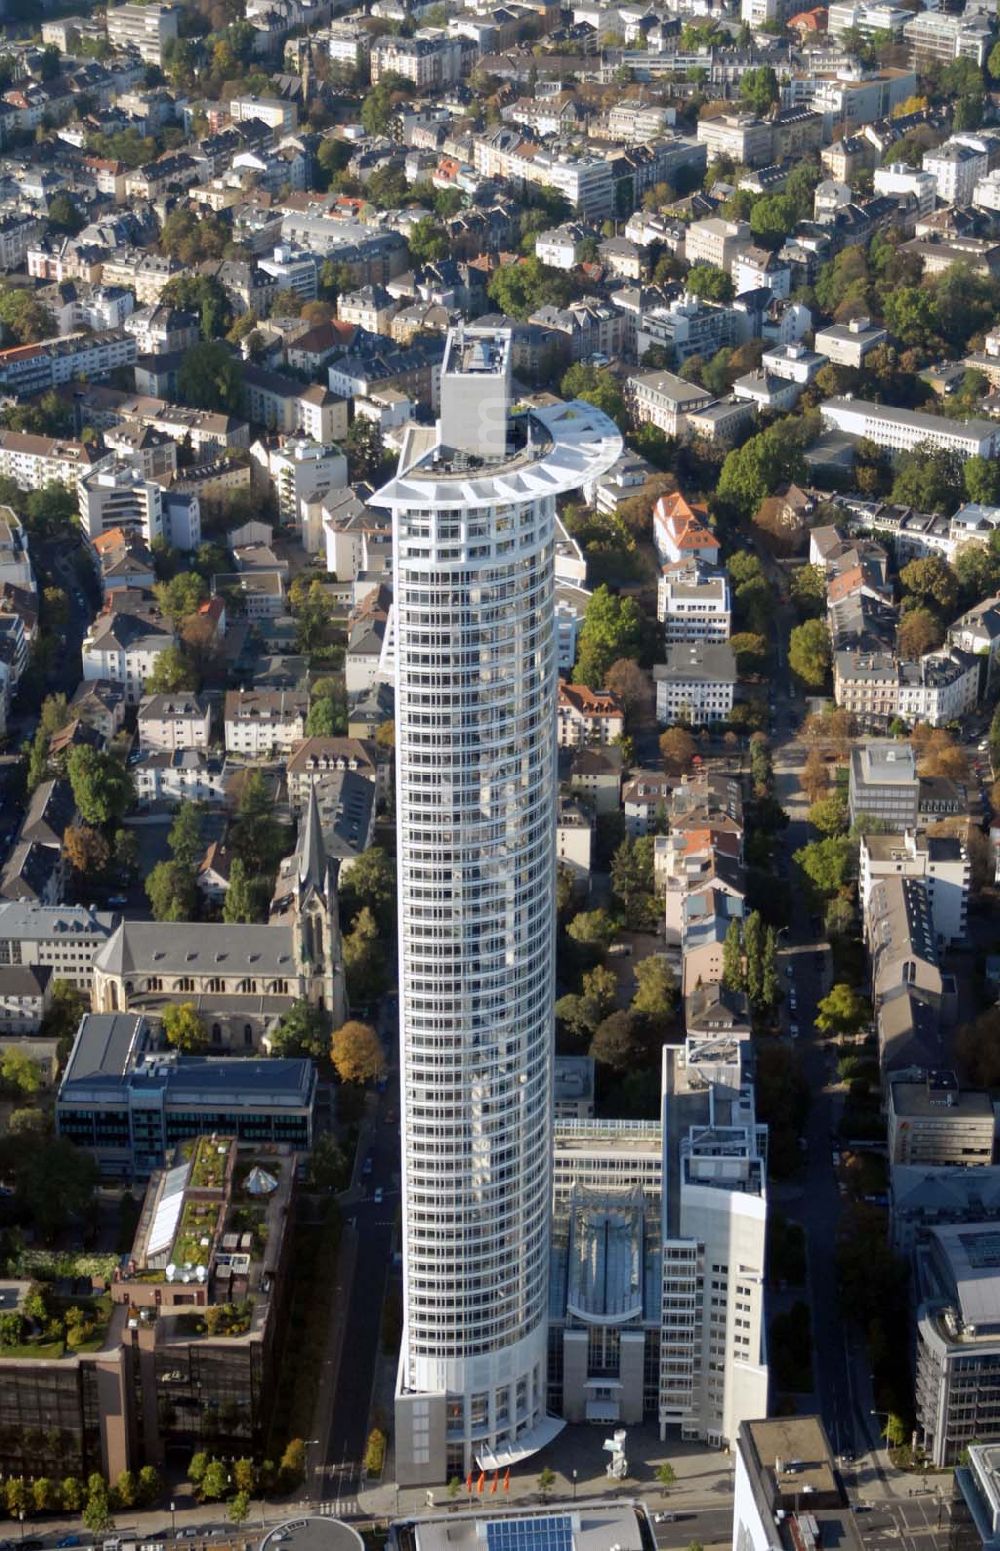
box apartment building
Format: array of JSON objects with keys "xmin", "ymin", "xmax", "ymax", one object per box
[
  {"xmin": 874, "ymin": 162, "xmax": 937, "ymax": 216},
  {"xmin": 556, "ymin": 681, "xmax": 625, "ymax": 747},
  {"xmin": 626, "ymin": 370, "xmax": 714, "ymax": 437},
  {"xmin": 654, "ymin": 642, "xmax": 736, "ymax": 726},
  {"xmin": 683, "ymin": 216, "xmax": 752, "ymax": 271},
  {"xmin": 371, "ymin": 29, "xmax": 464, "ymax": 88},
  {"xmin": 82, "ymin": 606, "xmax": 175, "ymax": 704},
  {"xmin": 257, "ymin": 437, "xmax": 347, "ymax": 526},
  {"xmin": 814, "ymin": 316, "xmax": 888, "ymax": 367},
  {"xmin": 696, "ymin": 115, "xmax": 772, "ymax": 167},
  {"xmin": 0, "ymin": 330, "xmax": 137, "ymax": 396},
  {"xmin": 859, "ymin": 830, "xmax": 969, "ymax": 947},
  {"xmin": 285, "ymin": 736, "xmax": 379, "ymax": 811},
  {"xmin": 924, "ymin": 138, "xmax": 990, "ymax": 207},
  {"xmin": 78, "ymin": 458, "xmax": 164, "ymax": 546},
  {"xmin": 137, "ymin": 694, "xmax": 212, "ymax": 752},
  {"xmin": 897, "ymin": 650, "xmax": 979, "ymax": 728},
  {"xmin": 887, "ymin": 1072, "xmax": 995, "ymax": 1168},
  {"xmin": 223, "ymin": 688, "xmax": 308, "ymax": 755},
  {"xmin": 658, "ymin": 561, "xmax": 732, "ymax": 643},
  {"xmin": 133, "ymin": 750, "xmax": 227, "ymax": 807},
  {"xmin": 821, "ymin": 397, "xmax": 1000, "ymax": 458},
  {"xmin": 106, "ymin": 2, "xmax": 180, "ymax": 64},
  {"xmin": 228, "ymin": 94, "xmax": 298, "ymax": 134},
  {"xmin": 99, "ymin": 251, "xmax": 185, "ymax": 305},
  {"xmin": 904, "ymin": 9, "xmax": 992, "ymax": 67}
]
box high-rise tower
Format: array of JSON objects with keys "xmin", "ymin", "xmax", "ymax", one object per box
[{"xmin": 377, "ymin": 326, "xmax": 622, "ymax": 1484}]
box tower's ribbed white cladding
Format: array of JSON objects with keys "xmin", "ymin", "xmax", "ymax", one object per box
[{"xmin": 378, "ymin": 327, "xmax": 622, "ymax": 1482}]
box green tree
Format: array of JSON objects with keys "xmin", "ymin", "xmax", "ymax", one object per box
[
  {"xmin": 567, "ymin": 908, "xmax": 615, "ymax": 951},
  {"xmin": 815, "ymin": 982, "xmax": 868, "ymax": 1036},
  {"xmin": 114, "ymin": 1471, "xmax": 137, "ymax": 1510},
  {"xmin": 200, "ymin": 1460, "xmax": 230, "ymax": 1502},
  {"xmin": 146, "ymin": 859, "xmax": 197, "ymax": 922},
  {"xmin": 486, "ymin": 255, "xmax": 572, "ymax": 320},
  {"xmin": 160, "ymin": 274, "xmax": 232, "ymax": 340},
  {"xmin": 82, "ymin": 1477, "xmax": 115, "ymax": 1536},
  {"xmin": 744, "ymin": 909, "xmax": 765, "ymax": 1007},
  {"xmin": 408, "ymin": 217, "xmax": 448, "ymax": 264},
  {"xmin": 788, "ymin": 618, "xmax": 832, "ymax": 689},
  {"xmin": 631, "ymin": 955, "xmax": 675, "ymax": 1023},
  {"xmin": 188, "ymin": 1451, "xmax": 210, "ymax": 1487},
  {"xmin": 761, "ymin": 927, "xmax": 780, "ymax": 1011},
  {"xmin": 729, "ymin": 632, "xmax": 769, "ymax": 676},
  {"xmin": 589, "ymin": 1009, "xmax": 646, "ymax": 1071},
  {"xmin": 269, "ymin": 998, "xmax": 328, "ymax": 1059},
  {"xmin": 177, "ymin": 341, "xmax": 245, "ymax": 416},
  {"xmin": 656, "ymin": 1462, "xmax": 677, "ymax": 1492},
  {"xmin": 229, "ymin": 1491, "xmax": 251, "ymax": 1525},
  {"xmin": 339, "ymin": 845, "xmax": 395, "ymax": 934},
  {"xmin": 345, "ymin": 417, "xmax": 387, "ymax": 483},
  {"xmin": 722, "ymin": 919, "xmax": 744, "ymax": 992},
  {"xmin": 1, "ymin": 1046, "xmax": 42, "ymax": 1096},
  {"xmin": 685, "ymin": 263, "xmax": 734, "ymax": 302},
  {"xmin": 66, "ymin": 746, "xmax": 134, "ymax": 829},
  {"xmin": 168, "ymin": 801, "xmax": 204, "ymax": 871},
  {"xmin": 61, "ymin": 1478, "xmax": 84, "ymax": 1513},
  {"xmin": 154, "ymin": 572, "xmax": 208, "ymax": 625},
  {"xmin": 807, "ymin": 793, "xmax": 849, "ymax": 835},
  {"xmin": 883, "ymin": 1413, "xmax": 907, "ymax": 1449},
  {"xmin": 137, "ymin": 1466, "xmax": 162, "ymax": 1507},
  {"xmin": 573, "ymin": 584, "xmax": 642, "ymax": 688},
  {"xmin": 794, "ymin": 836, "xmax": 854, "ymax": 898},
  {"xmin": 789, "ymin": 564, "xmax": 826, "ymax": 620},
  {"xmin": 24, "ymin": 481, "xmax": 77, "ymax": 535},
  {"xmin": 899, "ymin": 554, "xmax": 959, "ymax": 617},
  {"xmin": 232, "ymin": 1458, "xmax": 255, "ymax": 1495},
  {"xmin": 560, "ymin": 363, "xmax": 626, "ymax": 428},
  {"xmin": 162, "ymin": 1002, "xmax": 208, "ymax": 1053},
  {"xmin": 306, "ymin": 695, "xmax": 343, "ymax": 736},
  {"xmin": 230, "ymin": 771, "xmax": 284, "ymax": 876},
  {"xmin": 749, "ymin": 193, "xmax": 797, "ymax": 250},
  {"xmin": 740, "ymin": 65, "xmax": 779, "ymax": 114},
  {"xmin": 582, "ymin": 963, "xmax": 618, "ymax": 1019},
  {"xmin": 145, "ymin": 645, "xmax": 198, "ymax": 695},
  {"xmin": 223, "ymin": 856, "xmax": 266, "ymax": 924},
  {"xmin": 343, "ymin": 904, "xmax": 387, "ymax": 1006}
]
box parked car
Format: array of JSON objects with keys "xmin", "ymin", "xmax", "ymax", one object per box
[
  {"xmin": 362, "ymin": 1154, "xmax": 374, "ymax": 1177},
  {"xmin": 374, "ymin": 1186, "xmax": 384, "ymax": 1204},
  {"xmin": 789, "ymin": 1023, "xmax": 799, "ymax": 1039}
]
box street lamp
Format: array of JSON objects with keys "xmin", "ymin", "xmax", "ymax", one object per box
[
  {"xmin": 572, "ymin": 1470, "xmax": 577, "ymax": 1503},
  {"xmin": 18, "ymin": 1511, "xmax": 24, "ymax": 1543},
  {"xmin": 170, "ymin": 1501, "xmax": 176, "ymax": 1539}
]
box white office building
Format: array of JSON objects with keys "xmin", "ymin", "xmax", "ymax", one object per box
[
  {"xmin": 381, "ymin": 325, "xmax": 622, "ymax": 1486},
  {"xmin": 820, "ymin": 398, "xmax": 1000, "ymax": 458}
]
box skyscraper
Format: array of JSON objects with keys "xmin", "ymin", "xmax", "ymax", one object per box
[{"xmin": 379, "ymin": 327, "xmax": 622, "ymax": 1484}]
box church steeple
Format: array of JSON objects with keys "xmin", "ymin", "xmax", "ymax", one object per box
[{"xmin": 297, "ymin": 781, "xmax": 329, "ymax": 902}]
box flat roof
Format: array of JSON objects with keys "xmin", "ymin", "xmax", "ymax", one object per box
[
  {"xmin": 891, "ymin": 1080, "xmax": 993, "ymax": 1120},
  {"xmin": 396, "ymin": 1504, "xmax": 647, "ymax": 1551},
  {"xmin": 262, "ymin": 1517, "xmax": 363, "ymax": 1551}
]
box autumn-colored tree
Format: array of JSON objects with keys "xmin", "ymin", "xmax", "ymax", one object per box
[
  {"xmin": 63, "ymin": 823, "xmax": 110, "ymax": 876},
  {"xmin": 897, "ymin": 606, "xmax": 944, "ymax": 660},
  {"xmin": 603, "ymin": 657, "xmax": 649, "ymax": 722},
  {"xmin": 162, "ymin": 1002, "xmax": 208, "ymax": 1054},
  {"xmin": 801, "ymin": 747, "xmax": 829, "ymax": 805},
  {"xmin": 660, "ymin": 726, "xmax": 697, "ymax": 774},
  {"xmin": 913, "ymin": 727, "xmax": 968, "ymax": 781},
  {"xmin": 330, "ymin": 1019, "xmax": 385, "ymax": 1084}
]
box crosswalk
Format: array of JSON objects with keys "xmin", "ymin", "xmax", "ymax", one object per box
[{"xmin": 318, "ymin": 1499, "xmax": 361, "ymax": 1518}]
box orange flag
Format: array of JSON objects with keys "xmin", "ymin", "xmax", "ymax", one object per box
[
  {"xmin": 490, "ymin": 1472, "xmax": 499, "ymax": 1494},
  {"xmin": 466, "ymin": 1471, "xmax": 473, "ymax": 1493},
  {"xmin": 477, "ymin": 1471, "xmax": 486, "ymax": 1494},
  {"xmin": 503, "ymin": 1468, "xmax": 511, "ymax": 1493}
]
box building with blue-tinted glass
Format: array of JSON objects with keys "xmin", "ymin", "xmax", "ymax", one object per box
[{"xmin": 56, "ymin": 1011, "xmax": 316, "ymax": 1177}]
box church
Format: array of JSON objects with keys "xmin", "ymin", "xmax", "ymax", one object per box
[{"xmin": 91, "ymin": 787, "xmax": 346, "ymax": 1047}]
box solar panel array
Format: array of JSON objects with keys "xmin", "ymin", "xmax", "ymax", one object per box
[{"xmin": 485, "ymin": 1517, "xmax": 574, "ymax": 1551}]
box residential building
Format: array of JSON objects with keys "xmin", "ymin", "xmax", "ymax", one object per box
[
  {"xmin": 875, "ymin": 162, "xmax": 937, "ymax": 216},
  {"xmin": 696, "ymin": 116, "xmax": 773, "ymax": 168},
  {"xmin": 78, "ymin": 458, "xmax": 164, "ymax": 546},
  {"xmin": 869, "ymin": 874, "xmax": 948, "ymax": 1074},
  {"xmin": 0, "ymin": 507, "xmax": 33, "ymax": 593},
  {"xmin": 684, "ymin": 217, "xmax": 752, "ymax": 271},
  {"xmin": 627, "ymin": 370, "xmax": 714, "ymax": 437},
  {"xmin": 285, "ymin": 737, "xmax": 380, "ymax": 811},
  {"xmin": 371, "ymin": 30, "xmax": 464, "ymax": 88},
  {"xmin": 556, "ymin": 798, "xmax": 592, "ymax": 883},
  {"xmin": 106, "ymin": 2, "xmax": 180, "ymax": 64},
  {"xmin": 658, "ymin": 561, "xmax": 732, "ymax": 643},
  {"xmin": 654, "ymin": 642, "xmax": 737, "ymax": 726},
  {"xmin": 849, "ymin": 742, "xmax": 919, "ymax": 828},
  {"xmin": 380, "ymin": 325, "xmax": 621, "ymax": 1486},
  {"xmin": 653, "ymin": 492, "xmax": 719, "ymax": 567},
  {"xmin": 264, "ymin": 437, "xmax": 347, "ymax": 526},
  {"xmin": 223, "ymin": 688, "xmax": 308, "ymax": 756},
  {"xmin": 137, "ymin": 694, "xmax": 212, "ymax": 752},
  {"xmin": 887, "ymin": 1072, "xmax": 995, "ymax": 1168},
  {"xmin": 859, "ymin": 831, "xmax": 969, "ymax": 948},
  {"xmin": 228, "ymin": 95, "xmax": 298, "ymax": 134},
  {"xmin": 623, "ymin": 771, "xmax": 672, "ymax": 837},
  {"xmin": 0, "ymin": 430, "xmax": 96, "ymax": 492},
  {"xmin": 556, "ymin": 681, "xmax": 625, "ymax": 747},
  {"xmin": 0, "ymin": 330, "xmax": 137, "ymax": 396},
  {"xmin": 81, "ymin": 606, "xmax": 175, "ymax": 704},
  {"xmin": 814, "ymin": 315, "xmax": 888, "ymax": 367},
  {"xmin": 924, "ymin": 139, "xmax": 990, "ymax": 207}
]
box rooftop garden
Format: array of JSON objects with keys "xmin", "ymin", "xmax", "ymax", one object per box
[
  {"xmin": 172, "ymin": 1199, "xmax": 220, "ymax": 1269},
  {"xmin": 186, "ymin": 1136, "xmax": 235, "ymax": 1192},
  {"xmin": 0, "ymin": 1284, "xmax": 113, "ymax": 1360},
  {"xmin": 170, "ymin": 1300, "xmax": 254, "ymax": 1340}
]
